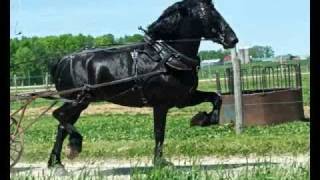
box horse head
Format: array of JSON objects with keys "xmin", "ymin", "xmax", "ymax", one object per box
[{"xmin": 148, "ymin": 0, "xmax": 238, "ymax": 49}]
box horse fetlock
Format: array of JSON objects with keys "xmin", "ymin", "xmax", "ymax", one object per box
[
  {"xmin": 153, "ymin": 157, "xmax": 174, "ymax": 167},
  {"xmin": 68, "ymin": 135, "xmax": 82, "ymax": 151},
  {"xmin": 65, "ymin": 144, "xmax": 80, "ymax": 160},
  {"xmin": 48, "ymin": 153, "xmax": 62, "ymax": 168},
  {"xmin": 190, "ymin": 111, "xmax": 210, "ymax": 127},
  {"xmin": 190, "ymin": 111, "xmax": 219, "ymax": 127},
  {"xmin": 209, "ymin": 110, "xmax": 220, "ymax": 124},
  {"xmin": 66, "ymin": 134, "xmax": 82, "ymax": 159},
  {"xmin": 50, "ymin": 164, "xmax": 68, "ymax": 176}
]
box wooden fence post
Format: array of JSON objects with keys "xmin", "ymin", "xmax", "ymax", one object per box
[
  {"xmin": 45, "ymin": 72, "xmax": 49, "ymax": 89},
  {"xmin": 208, "ymin": 65, "xmax": 212, "ymax": 79},
  {"xmin": 231, "ymin": 48, "xmax": 244, "ymax": 134},
  {"xmin": 215, "ymin": 73, "xmax": 221, "ymax": 93}
]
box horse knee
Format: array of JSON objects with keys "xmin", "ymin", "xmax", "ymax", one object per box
[{"xmin": 52, "ymin": 109, "xmax": 65, "ymax": 122}]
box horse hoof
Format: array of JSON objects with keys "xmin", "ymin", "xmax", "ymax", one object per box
[
  {"xmin": 208, "ymin": 111, "xmax": 220, "ymax": 125},
  {"xmin": 190, "ymin": 112, "xmax": 211, "ymax": 127},
  {"xmin": 66, "ymin": 145, "xmax": 80, "ymax": 160},
  {"xmin": 153, "ymin": 158, "xmax": 174, "ymax": 167},
  {"xmin": 49, "ymin": 164, "xmax": 68, "ymax": 176}
]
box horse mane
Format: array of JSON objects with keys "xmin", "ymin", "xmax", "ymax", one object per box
[{"xmin": 147, "ymin": 1, "xmax": 187, "ymax": 40}]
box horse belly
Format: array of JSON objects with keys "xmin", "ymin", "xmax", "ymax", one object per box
[
  {"xmin": 143, "ymin": 73, "xmax": 198, "ymax": 106},
  {"xmin": 90, "ymin": 81, "xmax": 149, "ymax": 107}
]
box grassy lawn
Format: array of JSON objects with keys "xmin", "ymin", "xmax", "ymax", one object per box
[
  {"xmin": 11, "ymin": 70, "xmax": 310, "ymax": 164},
  {"xmin": 11, "ymin": 65, "xmax": 310, "ymax": 179},
  {"xmin": 11, "ymin": 161, "xmax": 309, "ymax": 179},
  {"xmin": 19, "ymin": 109, "xmax": 309, "ymax": 162},
  {"xmin": 131, "ymin": 162, "xmax": 309, "ymax": 180}
]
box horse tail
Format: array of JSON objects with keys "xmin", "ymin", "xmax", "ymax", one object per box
[{"xmin": 48, "ymin": 58, "xmax": 62, "ymax": 84}]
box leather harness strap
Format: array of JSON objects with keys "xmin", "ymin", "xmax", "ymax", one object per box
[
  {"xmin": 130, "ymin": 49, "xmax": 149, "ymax": 105},
  {"xmin": 47, "ymin": 30, "xmax": 201, "ymax": 106}
]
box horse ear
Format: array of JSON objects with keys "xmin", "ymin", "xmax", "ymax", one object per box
[
  {"xmin": 202, "ymin": 0, "xmax": 212, "ymax": 4},
  {"xmin": 184, "ymin": 0, "xmax": 212, "ymax": 4}
]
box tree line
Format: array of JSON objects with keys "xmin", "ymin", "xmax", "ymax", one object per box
[{"xmin": 10, "ymin": 34, "xmax": 274, "ymax": 76}]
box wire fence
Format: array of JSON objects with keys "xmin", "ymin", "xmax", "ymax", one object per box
[
  {"xmin": 213, "ymin": 64, "xmax": 303, "ymax": 94},
  {"xmin": 10, "ymin": 60, "xmax": 310, "ymax": 93}
]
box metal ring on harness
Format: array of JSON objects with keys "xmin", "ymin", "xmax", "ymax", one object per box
[{"xmin": 130, "ymin": 49, "xmax": 149, "ymax": 105}]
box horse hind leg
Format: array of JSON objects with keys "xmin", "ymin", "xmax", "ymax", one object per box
[
  {"xmin": 48, "ymin": 102, "xmax": 89, "ymax": 168},
  {"xmin": 178, "ymin": 90, "xmax": 222, "ymax": 126}
]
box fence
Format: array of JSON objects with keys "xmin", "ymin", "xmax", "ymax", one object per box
[
  {"xmin": 199, "ymin": 60, "xmax": 309, "ymax": 80},
  {"xmin": 213, "ymin": 64, "xmax": 302, "ymax": 94},
  {"xmin": 10, "ymin": 73, "xmax": 54, "ymax": 93},
  {"xmin": 9, "ymin": 61, "xmax": 309, "ymax": 91}
]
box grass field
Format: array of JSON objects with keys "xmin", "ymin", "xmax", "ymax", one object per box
[
  {"xmin": 11, "ymin": 73, "xmax": 310, "ymax": 161},
  {"xmin": 11, "ymin": 70, "xmax": 310, "ymax": 179},
  {"xmin": 18, "ymin": 105, "xmax": 309, "ymax": 162},
  {"xmin": 132, "ymin": 162, "xmax": 309, "ymax": 180},
  {"xmin": 11, "ymin": 160, "xmax": 309, "ymax": 179}
]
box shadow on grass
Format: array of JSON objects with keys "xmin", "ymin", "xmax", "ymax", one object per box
[
  {"xmin": 89, "ymin": 162, "xmax": 278, "ymax": 176},
  {"xmin": 11, "ymin": 161, "xmax": 279, "ymax": 176},
  {"xmin": 300, "ymin": 118, "xmax": 310, "ymax": 122}
]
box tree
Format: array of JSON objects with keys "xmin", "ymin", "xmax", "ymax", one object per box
[
  {"xmin": 124, "ymin": 34, "xmax": 143, "ymax": 43},
  {"xmin": 94, "ymin": 34, "xmax": 115, "ymax": 47},
  {"xmin": 12, "ymin": 47, "xmax": 36, "ymax": 76},
  {"xmin": 264, "ymin": 46, "xmax": 274, "ymax": 58},
  {"xmin": 249, "ymin": 45, "xmax": 274, "ymax": 58},
  {"xmin": 10, "ymin": 33, "xmax": 153, "ymax": 76},
  {"xmin": 198, "ymin": 49, "xmax": 230, "ymax": 60}
]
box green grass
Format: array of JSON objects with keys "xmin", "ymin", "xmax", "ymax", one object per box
[
  {"xmin": 11, "ymin": 69, "xmax": 310, "ymax": 163},
  {"xmin": 301, "ymin": 74, "xmax": 310, "ymax": 106},
  {"xmin": 10, "ymin": 160, "xmax": 309, "ymax": 179},
  {"xmin": 19, "ymin": 109, "xmax": 309, "ymax": 162},
  {"xmin": 132, "ymin": 162, "xmax": 309, "ymax": 180}
]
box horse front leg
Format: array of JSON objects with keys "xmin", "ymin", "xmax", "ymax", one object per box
[
  {"xmin": 179, "ymin": 90, "xmax": 222, "ymax": 126},
  {"xmin": 48, "ymin": 102, "xmax": 88, "ymax": 175},
  {"xmin": 153, "ymin": 105, "xmax": 173, "ymax": 166}
]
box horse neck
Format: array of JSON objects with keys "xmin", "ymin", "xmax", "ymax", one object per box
[{"xmin": 167, "ymin": 40, "xmax": 201, "ymax": 59}]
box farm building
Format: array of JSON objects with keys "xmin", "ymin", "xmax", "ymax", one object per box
[
  {"xmin": 223, "ymin": 55, "xmax": 232, "ymax": 63},
  {"xmin": 276, "ymin": 54, "xmax": 301, "ymax": 61},
  {"xmin": 200, "ymin": 59, "xmax": 223, "ymax": 67}
]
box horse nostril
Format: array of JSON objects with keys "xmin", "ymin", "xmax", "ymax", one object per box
[{"xmin": 230, "ymin": 37, "xmax": 238, "ymax": 45}]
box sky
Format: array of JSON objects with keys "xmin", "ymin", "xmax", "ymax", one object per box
[{"xmin": 10, "ymin": 0, "xmax": 310, "ymax": 56}]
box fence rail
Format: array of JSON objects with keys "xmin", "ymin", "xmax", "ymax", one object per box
[
  {"xmin": 214, "ymin": 64, "xmax": 302, "ymax": 94},
  {"xmin": 10, "ymin": 61, "xmax": 308, "ymax": 93}
]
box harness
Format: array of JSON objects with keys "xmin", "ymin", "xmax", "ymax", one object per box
[
  {"xmin": 61, "ymin": 30, "xmax": 201, "ymax": 106},
  {"xmin": 130, "ymin": 49, "xmax": 148, "ymax": 104},
  {"xmin": 127, "ymin": 31, "xmax": 201, "ymax": 105}
]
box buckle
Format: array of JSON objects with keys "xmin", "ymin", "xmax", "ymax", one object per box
[{"xmin": 196, "ymin": 65, "xmax": 200, "ymax": 73}]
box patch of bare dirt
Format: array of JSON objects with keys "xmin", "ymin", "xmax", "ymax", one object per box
[{"xmin": 15, "ymin": 103, "xmax": 311, "ymax": 120}]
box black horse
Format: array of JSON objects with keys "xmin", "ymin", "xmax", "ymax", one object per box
[{"xmin": 48, "ymin": 0, "xmax": 238, "ymax": 170}]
